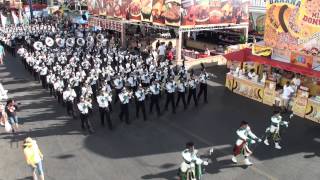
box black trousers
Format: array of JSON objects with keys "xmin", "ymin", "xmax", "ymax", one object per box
[
  {"xmin": 34, "ymin": 71, "xmax": 39, "ymax": 81},
  {"xmin": 66, "ymin": 101, "xmax": 75, "ymax": 116},
  {"xmin": 80, "ymin": 113, "xmax": 93, "ymax": 132},
  {"xmin": 57, "ymin": 91, "xmax": 63, "ymax": 104},
  {"xmin": 48, "ymin": 84, "xmax": 54, "ymax": 96},
  {"xmin": 187, "ymin": 88, "xmax": 198, "ymax": 106},
  {"xmin": 197, "ymin": 83, "xmax": 208, "ymax": 103},
  {"xmin": 176, "ymin": 92, "xmax": 187, "ymax": 109},
  {"xmin": 40, "ymin": 75, "xmax": 46, "ymax": 89},
  {"xmin": 119, "ymin": 103, "xmax": 130, "ymax": 124},
  {"xmin": 91, "ymin": 84, "xmax": 97, "ymax": 99},
  {"xmin": 165, "ymin": 92, "xmax": 176, "ymax": 113},
  {"xmin": 99, "ymin": 107, "xmax": 113, "ymax": 129},
  {"xmin": 114, "ymin": 89, "xmax": 122, "ymax": 104},
  {"xmin": 136, "ymin": 100, "xmax": 147, "ymax": 121},
  {"xmin": 74, "ymin": 86, "xmax": 81, "ymax": 102},
  {"xmin": 150, "ymin": 94, "xmax": 160, "ymax": 116}
]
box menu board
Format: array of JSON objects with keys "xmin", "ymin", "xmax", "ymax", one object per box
[
  {"xmin": 88, "ymin": 0, "xmax": 249, "ymax": 27},
  {"xmin": 128, "ymin": 0, "xmax": 142, "ymax": 21},
  {"xmin": 105, "ymin": 0, "xmax": 115, "ymax": 17},
  {"xmin": 163, "ymin": 0, "xmax": 181, "ymax": 26},
  {"xmin": 88, "ymin": 0, "xmax": 102, "ymax": 15},
  {"xmin": 141, "ymin": 0, "xmax": 153, "ymax": 22},
  {"xmin": 114, "ymin": 0, "xmax": 123, "ymax": 19},
  {"xmin": 181, "ymin": 0, "xmax": 249, "ymax": 27},
  {"xmin": 152, "ymin": 0, "xmax": 166, "ymax": 25},
  {"xmin": 264, "ymin": 0, "xmax": 320, "ymax": 57}
]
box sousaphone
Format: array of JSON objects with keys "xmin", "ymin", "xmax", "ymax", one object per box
[
  {"xmin": 56, "ymin": 38, "xmax": 65, "ymax": 48},
  {"xmin": 45, "ymin": 37, "xmax": 54, "ymax": 47},
  {"xmin": 86, "ymin": 35, "xmax": 94, "ymax": 46},
  {"xmin": 33, "ymin": 41, "xmax": 43, "ymax": 51},
  {"xmin": 77, "ymin": 38, "xmax": 85, "ymax": 47},
  {"xmin": 66, "ymin": 37, "xmax": 75, "ymax": 47},
  {"xmin": 96, "ymin": 33, "xmax": 104, "ymax": 42}
]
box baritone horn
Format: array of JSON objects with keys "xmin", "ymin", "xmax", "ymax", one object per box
[
  {"xmin": 77, "ymin": 38, "xmax": 85, "ymax": 46},
  {"xmin": 45, "ymin": 37, "xmax": 54, "ymax": 47}
]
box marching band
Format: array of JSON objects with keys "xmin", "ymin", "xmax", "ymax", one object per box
[{"xmin": 1, "ymin": 17, "xmax": 212, "ymax": 132}]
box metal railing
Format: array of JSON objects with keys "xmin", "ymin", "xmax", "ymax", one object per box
[{"xmin": 249, "ymin": 0, "xmax": 266, "ymax": 8}]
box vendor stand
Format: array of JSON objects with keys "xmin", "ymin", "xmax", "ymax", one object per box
[{"xmin": 224, "ymin": 48, "xmax": 320, "ymax": 124}]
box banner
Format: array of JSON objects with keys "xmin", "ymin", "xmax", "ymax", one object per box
[
  {"xmin": 181, "ymin": 0, "xmax": 249, "ymax": 27},
  {"xmin": 88, "ymin": 0, "xmax": 102, "ymax": 15},
  {"xmin": 290, "ymin": 51, "xmax": 313, "ymax": 68},
  {"xmin": 141, "ymin": 0, "xmax": 153, "ymax": 22},
  {"xmin": 152, "ymin": 0, "xmax": 165, "ymax": 25},
  {"xmin": 164, "ymin": 0, "xmax": 181, "ymax": 26},
  {"xmin": 252, "ymin": 44, "xmax": 272, "ymax": 57},
  {"xmin": 128, "ymin": 0, "xmax": 142, "ymax": 21},
  {"xmin": 264, "ymin": 0, "xmax": 320, "ymax": 57}
]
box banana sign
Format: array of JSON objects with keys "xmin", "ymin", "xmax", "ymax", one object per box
[
  {"xmin": 252, "ymin": 44, "xmax": 273, "ymax": 57},
  {"xmin": 264, "ymin": 0, "xmax": 320, "ymax": 57}
]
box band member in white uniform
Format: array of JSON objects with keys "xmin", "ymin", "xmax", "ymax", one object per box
[
  {"xmin": 187, "ymin": 74, "xmax": 198, "ymax": 107},
  {"xmin": 176, "ymin": 78, "xmax": 187, "ymax": 110},
  {"xmin": 113, "ymin": 75, "xmax": 124, "ymax": 104},
  {"xmin": 63, "ymin": 86, "xmax": 77, "ymax": 117},
  {"xmin": 149, "ymin": 80, "xmax": 161, "ymax": 116},
  {"xmin": 197, "ymin": 68, "xmax": 209, "ymax": 103},
  {"xmin": 232, "ymin": 121, "xmax": 261, "ymax": 166},
  {"xmin": 119, "ymin": 87, "xmax": 132, "ymax": 124},
  {"xmin": 39, "ymin": 63, "xmax": 48, "ymax": 89},
  {"xmin": 264, "ymin": 110, "xmax": 289, "ymax": 149},
  {"xmin": 77, "ymin": 96, "xmax": 94, "ymax": 134},
  {"xmin": 97, "ymin": 90, "xmax": 113, "ymax": 130},
  {"xmin": 164, "ymin": 77, "xmax": 176, "ymax": 114},
  {"xmin": 135, "ymin": 84, "xmax": 147, "ymax": 121}
]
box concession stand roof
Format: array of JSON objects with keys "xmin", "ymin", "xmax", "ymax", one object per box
[{"xmin": 224, "ymin": 48, "xmax": 320, "ymax": 78}]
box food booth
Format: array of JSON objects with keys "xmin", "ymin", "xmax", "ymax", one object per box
[
  {"xmin": 224, "ymin": 47, "xmax": 320, "ymax": 124},
  {"xmin": 224, "ymin": 0, "xmax": 320, "ymax": 124}
]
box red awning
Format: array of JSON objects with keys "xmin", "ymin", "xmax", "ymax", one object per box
[
  {"xmin": 223, "ymin": 49, "xmax": 246, "ymax": 62},
  {"xmin": 224, "ymin": 48, "xmax": 320, "ymax": 78}
]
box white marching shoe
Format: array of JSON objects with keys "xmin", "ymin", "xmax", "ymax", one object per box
[
  {"xmin": 275, "ymin": 142, "xmax": 282, "ymax": 149},
  {"xmin": 244, "ymin": 158, "xmax": 253, "ymax": 166},
  {"xmin": 264, "ymin": 139, "xmax": 270, "ymax": 146},
  {"xmin": 231, "ymin": 156, "xmax": 238, "ymax": 163}
]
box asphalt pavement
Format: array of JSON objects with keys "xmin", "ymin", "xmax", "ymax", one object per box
[{"xmin": 0, "ymin": 52, "xmax": 319, "ymax": 180}]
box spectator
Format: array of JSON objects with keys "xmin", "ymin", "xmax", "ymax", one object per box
[
  {"xmin": 157, "ymin": 42, "xmax": 166, "ymax": 64},
  {"xmin": 0, "ymin": 43, "xmax": 5, "ymax": 64},
  {"xmin": 155, "ymin": 40, "xmax": 160, "ymax": 50},
  {"xmin": 23, "ymin": 137, "xmax": 45, "ymax": 180},
  {"xmin": 5, "ymin": 99, "xmax": 19, "ymax": 133}
]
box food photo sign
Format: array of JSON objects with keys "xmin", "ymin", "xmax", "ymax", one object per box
[
  {"xmin": 181, "ymin": 0, "xmax": 249, "ymax": 27},
  {"xmin": 264, "ymin": 0, "xmax": 320, "ymax": 57}
]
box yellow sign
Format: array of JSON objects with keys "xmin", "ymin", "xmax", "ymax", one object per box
[
  {"xmin": 252, "ymin": 44, "xmax": 273, "ymax": 57},
  {"xmin": 264, "ymin": 0, "xmax": 320, "ymax": 57}
]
